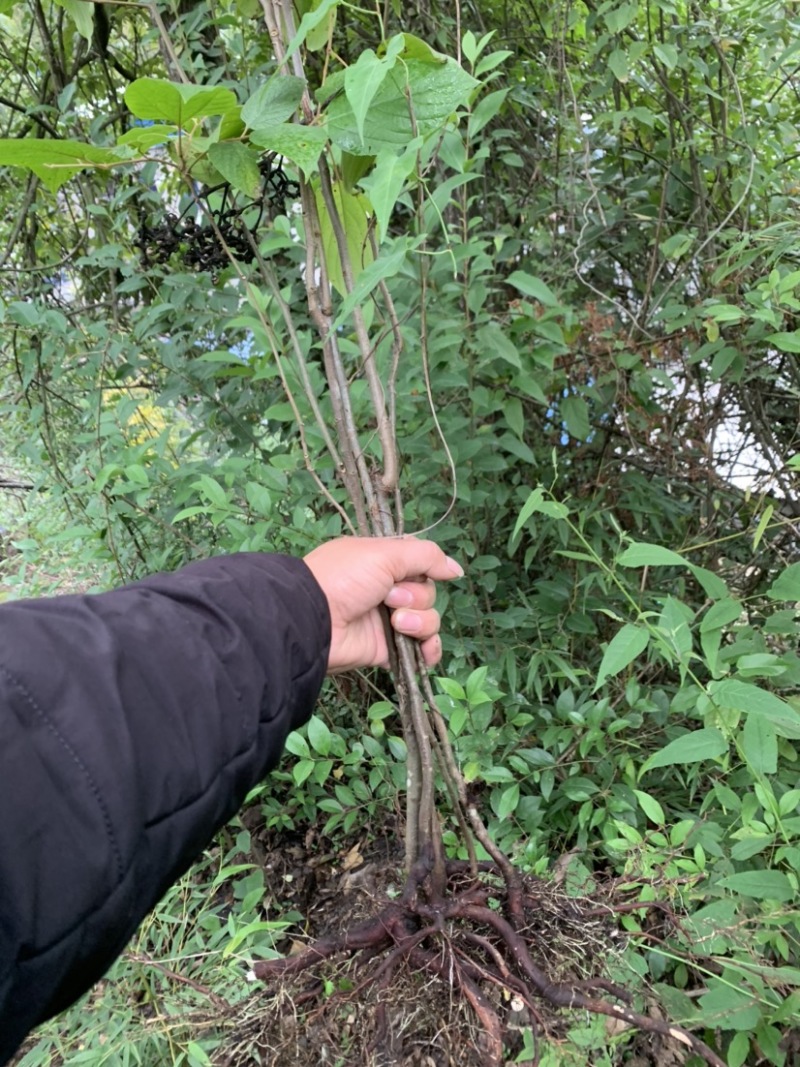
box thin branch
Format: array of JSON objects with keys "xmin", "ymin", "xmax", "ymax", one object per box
[{"xmin": 317, "ymin": 157, "xmax": 399, "ymax": 493}]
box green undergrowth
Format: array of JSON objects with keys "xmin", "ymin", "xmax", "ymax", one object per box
[
  {"xmin": 12, "ymin": 531, "xmax": 800, "ymax": 1065},
  {"xmin": 3, "ymin": 0, "xmax": 800, "ymax": 1063}
]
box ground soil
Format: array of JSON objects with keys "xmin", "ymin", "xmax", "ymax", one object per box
[
  {"xmin": 10, "ymin": 820, "xmax": 714, "ymax": 1067},
  {"xmin": 210, "ymin": 822, "xmax": 689, "ymax": 1067}
]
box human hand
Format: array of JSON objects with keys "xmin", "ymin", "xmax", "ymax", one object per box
[{"xmin": 303, "ymin": 537, "xmax": 464, "ymax": 674}]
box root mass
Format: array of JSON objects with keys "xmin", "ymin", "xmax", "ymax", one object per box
[{"xmin": 253, "ymin": 854, "xmax": 726, "ymax": 1067}]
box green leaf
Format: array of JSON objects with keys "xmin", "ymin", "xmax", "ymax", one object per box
[
  {"xmin": 777, "ymin": 268, "xmax": 800, "ymax": 293},
  {"xmin": 284, "ymin": 731, "xmax": 311, "ymax": 759},
  {"xmin": 475, "ymin": 50, "xmax": 514, "ymax": 77},
  {"xmin": 0, "ymin": 138, "xmax": 119, "ymax": 192},
  {"xmin": 608, "ymin": 49, "xmax": 629, "ymax": 82},
  {"xmin": 390, "ymin": 32, "xmax": 446, "ymax": 63},
  {"xmin": 731, "ymin": 835, "xmax": 775, "ymax": 861},
  {"xmin": 736, "ymin": 652, "xmax": 787, "ymax": 678},
  {"xmin": 767, "ymin": 561, "xmax": 800, "ymax": 600},
  {"xmin": 689, "ymin": 565, "xmax": 728, "ymax": 600},
  {"xmin": 325, "ymin": 59, "xmax": 478, "ymax": 155},
  {"xmin": 193, "ymin": 474, "xmax": 228, "ymax": 508},
  {"xmin": 595, "ymin": 623, "xmax": 650, "ymax": 689},
  {"xmin": 54, "ymin": 0, "xmax": 94, "ymax": 40},
  {"xmin": 709, "ymin": 345, "xmax": 737, "ymax": 378},
  {"xmin": 476, "ymin": 322, "xmax": 521, "ymax": 369},
  {"xmin": 328, "ymin": 239, "xmax": 413, "ymax": 332},
  {"xmin": 700, "ymin": 597, "xmax": 742, "ymax": 633},
  {"xmin": 241, "ymin": 76, "xmax": 306, "ymax": 129},
  {"xmin": 125, "ymin": 79, "xmax": 237, "ymax": 126},
  {"xmin": 245, "ymin": 482, "xmax": 272, "ymax": 517},
  {"xmin": 702, "ymin": 628, "xmax": 722, "ymax": 676},
  {"xmin": 367, "ymin": 700, "xmax": 395, "ymax": 721},
  {"xmin": 293, "ymin": 758, "xmax": 315, "ymax": 784},
  {"xmin": 513, "ymin": 487, "xmax": 544, "ymax": 539},
  {"xmin": 620, "ymin": 543, "xmax": 727, "ymax": 602},
  {"xmin": 657, "ymin": 596, "xmax": 693, "ymax": 661},
  {"xmin": 250, "ymin": 124, "xmax": 327, "ymax": 179},
  {"xmin": 357, "ymin": 140, "xmax": 420, "ymax": 239},
  {"xmin": 618, "ymin": 541, "xmax": 686, "ymax": 568},
  {"xmin": 207, "ymin": 142, "xmax": 261, "ymax": 197},
  {"xmin": 506, "ymin": 271, "xmax": 559, "ymax": 306},
  {"xmin": 221, "ymin": 918, "xmax": 289, "ymax": 958},
  {"xmin": 341, "ymin": 150, "xmax": 375, "ymax": 191},
  {"xmin": 698, "ymin": 982, "xmax": 762, "ymax": 1030},
  {"xmin": 705, "ymin": 303, "xmax": 745, "ymax": 322},
  {"xmin": 483, "ymin": 766, "xmax": 515, "ymax": 783},
  {"xmin": 640, "ymin": 728, "xmax": 727, "ymax": 775},
  {"xmin": 313, "ymin": 180, "xmax": 375, "ymax": 295},
  {"xmin": 653, "ymin": 42, "xmax": 679, "ymax": 70},
  {"xmin": 307, "ymin": 714, "xmax": 332, "ymax": 756},
  {"xmin": 461, "ymin": 29, "xmax": 478, "ymax": 64},
  {"xmin": 335, "ymin": 783, "xmax": 356, "ymax": 807},
  {"xmin": 437, "ymin": 677, "xmax": 466, "ymax": 701},
  {"xmin": 465, "ymin": 665, "xmax": 490, "ymax": 702},
  {"xmin": 710, "ymin": 679, "xmax": 800, "ymax": 739},
  {"xmin": 514, "ymin": 370, "xmax": 548, "ymax": 405},
  {"xmin": 634, "ymin": 789, "xmax": 665, "ymax": 825},
  {"xmin": 605, "ymin": 1, "xmax": 637, "ymax": 33},
  {"xmin": 561, "ymin": 395, "xmax": 591, "ymax": 440},
  {"xmin": 512, "ymin": 487, "xmax": 569, "ymax": 540},
  {"xmin": 388, "ymin": 735, "xmax": 407, "ymax": 762},
  {"xmin": 496, "ymin": 782, "xmax": 520, "ymax": 820},
  {"xmin": 171, "ymin": 506, "xmax": 210, "ymax": 523},
  {"xmin": 742, "ymin": 713, "xmax": 778, "ymax": 774},
  {"xmin": 285, "ymin": 0, "xmax": 340, "ymax": 64},
  {"xmin": 766, "ymin": 330, "xmax": 800, "ymax": 353},
  {"xmin": 660, "ymin": 232, "xmax": 693, "ymax": 259},
  {"xmin": 505, "ymin": 396, "xmax": 524, "ymax": 439},
  {"xmin": 717, "ymin": 870, "xmax": 795, "ymax": 902},
  {"xmin": 220, "ymin": 111, "xmax": 246, "ymax": 142},
  {"xmin": 116, "ymin": 125, "xmax": 178, "ymax": 151},
  {"xmin": 468, "ymin": 87, "xmax": 509, "ymax": 138},
  {"xmin": 186, "ymin": 1040, "xmax": 213, "ymax": 1066},
  {"xmin": 752, "ymin": 503, "xmax": 773, "ymax": 551},
  {"xmin": 561, "ymin": 776, "xmax": 599, "ymax": 801},
  {"xmin": 344, "ymin": 45, "xmax": 399, "ymax": 145},
  {"xmin": 680, "ymin": 898, "xmax": 737, "ymax": 949}
]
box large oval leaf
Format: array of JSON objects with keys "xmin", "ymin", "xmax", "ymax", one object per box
[
  {"xmin": 718, "ymin": 870, "xmax": 795, "ymax": 902},
  {"xmin": 640, "ymin": 728, "xmax": 727, "ymax": 775},
  {"xmin": 595, "ymin": 623, "xmax": 650, "ymax": 690},
  {"xmin": 324, "ymin": 59, "xmax": 478, "ymax": 155}
]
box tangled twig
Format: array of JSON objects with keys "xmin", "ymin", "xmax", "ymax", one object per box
[{"xmin": 253, "ymin": 856, "xmax": 726, "ymax": 1067}]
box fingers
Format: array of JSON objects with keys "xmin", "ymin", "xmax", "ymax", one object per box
[
  {"xmin": 419, "ymin": 634, "xmax": 442, "ymax": 667},
  {"xmin": 384, "ymin": 578, "xmax": 436, "ymax": 611},
  {"xmin": 390, "ymin": 608, "xmax": 444, "ymax": 666},
  {"xmin": 303, "ymin": 535, "xmax": 461, "ymax": 674},
  {"xmin": 378, "ymin": 537, "xmax": 464, "ymax": 584},
  {"xmin": 391, "ymin": 606, "xmax": 441, "ymax": 641},
  {"xmin": 382, "ymin": 543, "xmax": 457, "ymax": 669}
]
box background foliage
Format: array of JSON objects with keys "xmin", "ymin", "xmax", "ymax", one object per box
[{"xmin": 2, "ymin": 0, "xmax": 800, "ymax": 1064}]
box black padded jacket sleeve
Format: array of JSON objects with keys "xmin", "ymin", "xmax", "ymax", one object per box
[{"xmin": 0, "ymin": 553, "xmax": 330, "ymax": 1064}]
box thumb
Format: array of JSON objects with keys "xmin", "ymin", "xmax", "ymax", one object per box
[{"xmin": 376, "ymin": 537, "xmax": 465, "ymax": 584}]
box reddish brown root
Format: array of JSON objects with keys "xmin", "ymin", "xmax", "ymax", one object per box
[{"xmin": 253, "ymin": 860, "xmax": 726, "ymax": 1067}]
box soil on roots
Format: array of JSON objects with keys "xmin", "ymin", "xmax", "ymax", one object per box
[
  {"xmin": 9, "ymin": 826, "xmax": 719, "ymax": 1067},
  {"xmin": 219, "ymin": 842, "xmax": 633, "ymax": 1067}
]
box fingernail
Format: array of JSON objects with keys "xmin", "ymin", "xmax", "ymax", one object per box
[
  {"xmin": 386, "ymin": 586, "xmax": 414, "ymax": 607},
  {"xmin": 394, "ymin": 611, "xmax": 422, "ymax": 633},
  {"xmin": 446, "ymin": 556, "xmax": 465, "ymax": 578}
]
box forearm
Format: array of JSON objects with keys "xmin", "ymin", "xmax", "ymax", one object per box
[{"xmin": 0, "ymin": 553, "xmax": 330, "ymax": 1063}]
